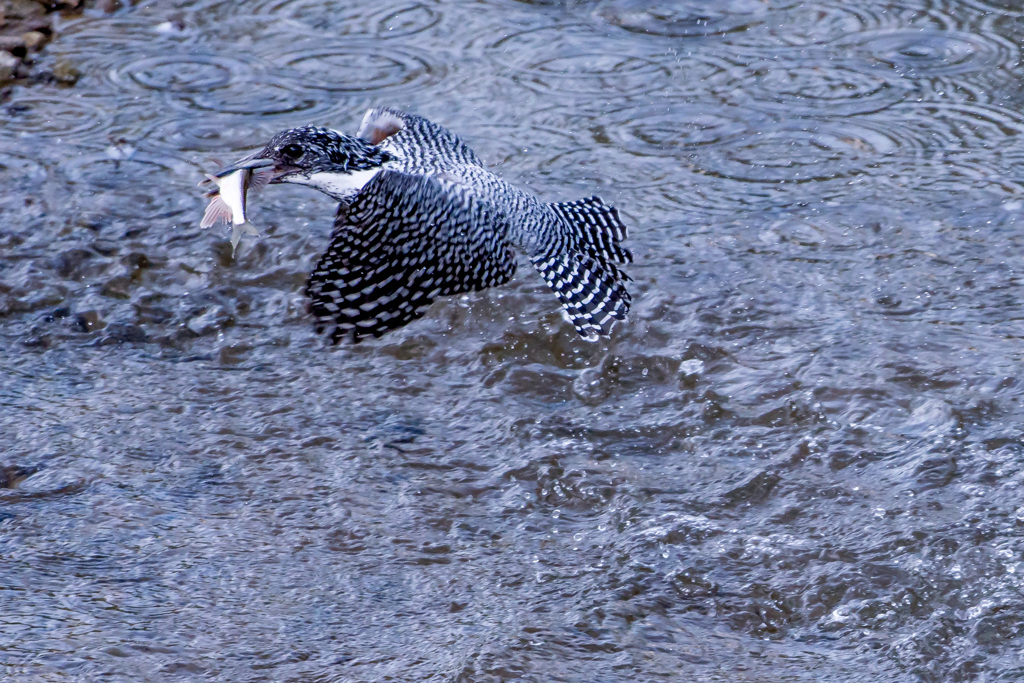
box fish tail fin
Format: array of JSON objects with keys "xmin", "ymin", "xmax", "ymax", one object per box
[{"xmin": 229, "ymin": 221, "xmax": 260, "ymax": 257}]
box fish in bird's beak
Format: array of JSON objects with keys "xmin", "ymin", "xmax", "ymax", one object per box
[{"xmin": 199, "ymin": 157, "xmax": 276, "ymax": 257}]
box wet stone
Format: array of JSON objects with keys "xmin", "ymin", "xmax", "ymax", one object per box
[
  {"xmin": 0, "ymin": 0, "xmax": 94, "ymax": 85},
  {"xmin": 185, "ymin": 305, "xmax": 232, "ymax": 336},
  {"xmin": 99, "ymin": 275, "xmax": 131, "ymax": 299},
  {"xmin": 678, "ymin": 358, "xmax": 705, "ymax": 379},
  {"xmin": 49, "ymin": 57, "xmax": 78, "ymax": 83},
  {"xmin": 20, "ymin": 29, "xmax": 44, "ymax": 49},
  {"xmin": 0, "ymin": 36, "xmax": 27, "ymax": 53},
  {"xmin": 0, "ymin": 464, "xmax": 38, "ymax": 489},
  {"xmin": 72, "ymin": 309, "xmax": 104, "ymax": 333},
  {"xmin": 97, "ymin": 321, "xmax": 146, "ymax": 345},
  {"xmin": 50, "ymin": 248, "xmax": 94, "ymax": 279},
  {"xmin": 89, "ymin": 239, "xmax": 119, "ymax": 256},
  {"xmin": 0, "ymin": 49, "xmax": 18, "ymax": 79}
]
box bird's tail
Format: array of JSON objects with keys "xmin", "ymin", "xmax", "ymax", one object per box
[{"xmin": 532, "ymin": 197, "xmax": 633, "ymax": 340}]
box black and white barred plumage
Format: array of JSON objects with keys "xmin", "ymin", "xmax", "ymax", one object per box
[
  {"xmin": 219, "ymin": 107, "xmax": 632, "ymax": 343},
  {"xmin": 305, "ymin": 171, "xmax": 517, "ymax": 343}
]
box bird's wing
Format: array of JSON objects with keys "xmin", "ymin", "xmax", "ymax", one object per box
[
  {"xmin": 356, "ymin": 107, "xmax": 484, "ymax": 170},
  {"xmin": 305, "ymin": 170, "xmax": 517, "ymax": 343}
]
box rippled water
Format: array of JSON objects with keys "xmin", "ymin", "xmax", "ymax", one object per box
[{"xmin": 2, "ymin": 0, "xmax": 1024, "ymax": 680}]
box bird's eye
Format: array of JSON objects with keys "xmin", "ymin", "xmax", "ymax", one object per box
[{"xmin": 280, "ymin": 143, "xmax": 304, "ymax": 160}]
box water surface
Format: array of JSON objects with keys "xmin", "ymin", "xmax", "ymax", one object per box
[{"xmin": 2, "ymin": 0, "xmax": 1024, "ymax": 680}]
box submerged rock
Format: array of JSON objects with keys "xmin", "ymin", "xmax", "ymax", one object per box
[{"xmin": 0, "ymin": 464, "xmax": 38, "ymax": 489}]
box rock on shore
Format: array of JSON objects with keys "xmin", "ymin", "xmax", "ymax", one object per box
[{"xmin": 0, "ymin": 0, "xmax": 118, "ymax": 89}]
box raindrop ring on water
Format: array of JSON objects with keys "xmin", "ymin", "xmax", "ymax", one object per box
[
  {"xmin": 192, "ymin": 0, "xmax": 442, "ymax": 38},
  {"xmin": 604, "ymin": 103, "xmax": 752, "ymax": 156},
  {"xmin": 273, "ymin": 44, "xmax": 441, "ymax": 93},
  {"xmin": 707, "ymin": 59, "xmax": 908, "ymax": 117},
  {"xmin": 490, "ymin": 25, "xmax": 674, "ymax": 99},
  {"xmin": 960, "ymin": 0, "xmax": 1024, "ymax": 17},
  {"xmin": 119, "ymin": 54, "xmax": 245, "ymax": 93},
  {"xmin": 691, "ymin": 120, "xmax": 904, "ymax": 184},
  {"xmin": 834, "ymin": 28, "xmax": 1017, "ymax": 77},
  {"xmin": 596, "ymin": 0, "xmax": 774, "ymax": 38},
  {"xmin": 2, "ymin": 94, "xmax": 113, "ymax": 141}
]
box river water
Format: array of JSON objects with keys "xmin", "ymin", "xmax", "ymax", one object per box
[{"xmin": 2, "ymin": 0, "xmax": 1024, "ymax": 680}]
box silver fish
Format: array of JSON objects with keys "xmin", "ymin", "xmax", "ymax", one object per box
[{"xmin": 200, "ymin": 159, "xmax": 273, "ymax": 257}]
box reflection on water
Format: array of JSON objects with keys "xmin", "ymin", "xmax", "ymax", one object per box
[{"xmin": 2, "ymin": 0, "xmax": 1024, "ymax": 680}]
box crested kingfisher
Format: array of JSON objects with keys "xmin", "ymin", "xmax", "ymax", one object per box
[{"xmin": 206, "ymin": 107, "xmax": 633, "ymax": 344}]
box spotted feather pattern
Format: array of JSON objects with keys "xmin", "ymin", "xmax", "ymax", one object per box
[
  {"xmin": 548, "ymin": 196, "xmax": 632, "ymax": 266},
  {"xmin": 359, "ymin": 106, "xmax": 483, "ymax": 172},
  {"xmin": 299, "ymin": 107, "xmax": 632, "ymax": 342},
  {"xmin": 305, "ymin": 170, "xmax": 517, "ymax": 343},
  {"xmin": 529, "ymin": 249, "xmax": 631, "ymax": 341}
]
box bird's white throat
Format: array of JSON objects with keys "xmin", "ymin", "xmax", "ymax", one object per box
[{"xmin": 293, "ymin": 168, "xmax": 382, "ymax": 199}]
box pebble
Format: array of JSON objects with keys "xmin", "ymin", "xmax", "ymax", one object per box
[
  {"xmin": 0, "ymin": 0, "xmax": 111, "ymax": 86},
  {"xmin": 0, "ymin": 49, "xmax": 17, "ymax": 80},
  {"xmin": 21, "ymin": 29, "xmax": 45, "ymax": 49},
  {"xmin": 679, "ymin": 358, "xmax": 705, "ymax": 379}
]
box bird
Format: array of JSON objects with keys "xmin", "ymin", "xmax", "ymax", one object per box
[{"xmin": 208, "ymin": 107, "xmax": 632, "ymax": 344}]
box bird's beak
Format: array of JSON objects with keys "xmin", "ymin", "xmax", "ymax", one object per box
[
  {"xmin": 199, "ymin": 153, "xmax": 298, "ymax": 193},
  {"xmin": 209, "ymin": 156, "xmax": 275, "ymax": 177}
]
